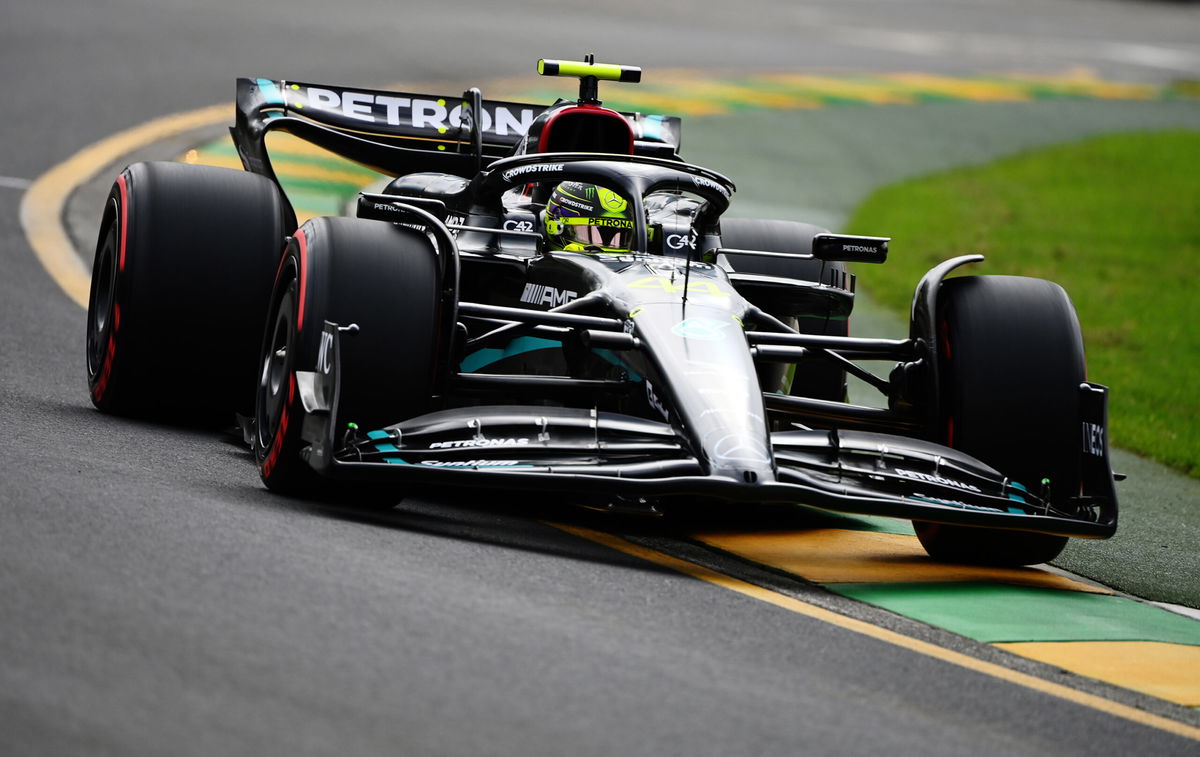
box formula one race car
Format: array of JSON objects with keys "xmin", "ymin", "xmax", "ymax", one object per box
[{"xmin": 84, "ymin": 58, "xmax": 1119, "ymax": 565}]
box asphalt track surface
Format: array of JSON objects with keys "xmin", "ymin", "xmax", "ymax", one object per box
[{"xmin": 4, "ymin": 1, "xmax": 1200, "ymax": 755}]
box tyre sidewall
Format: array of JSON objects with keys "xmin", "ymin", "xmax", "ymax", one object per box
[
  {"xmin": 918, "ymin": 275, "xmax": 1087, "ymax": 566},
  {"xmin": 86, "ymin": 162, "xmax": 288, "ymax": 422},
  {"xmin": 254, "ymin": 217, "xmax": 442, "ymax": 493},
  {"xmin": 938, "ymin": 275, "xmax": 1086, "ymax": 498}
]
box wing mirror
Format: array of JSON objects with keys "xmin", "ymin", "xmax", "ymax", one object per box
[{"xmin": 812, "ymin": 234, "xmax": 889, "ymax": 264}]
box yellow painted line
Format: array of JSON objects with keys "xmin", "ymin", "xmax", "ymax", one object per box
[
  {"xmin": 757, "ymin": 74, "xmax": 918, "ymax": 105},
  {"xmin": 674, "ymin": 81, "xmax": 825, "ymax": 110},
  {"xmin": 879, "ymin": 73, "xmax": 1034, "ymax": 102},
  {"xmin": 508, "ymin": 68, "xmax": 1188, "ymax": 116},
  {"xmin": 694, "ymin": 529, "xmax": 1200, "ymax": 707},
  {"xmin": 1005, "ymin": 69, "xmax": 1161, "ymax": 100},
  {"xmin": 996, "ymin": 641, "xmax": 1200, "ymax": 707},
  {"xmin": 695, "ymin": 529, "xmax": 1110, "ymax": 592},
  {"xmin": 549, "ymin": 522, "xmax": 1200, "ymax": 741},
  {"xmin": 20, "ymin": 103, "xmax": 230, "ymax": 310}
]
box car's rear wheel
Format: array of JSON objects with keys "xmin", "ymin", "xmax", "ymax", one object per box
[
  {"xmin": 86, "ymin": 161, "xmax": 288, "ymax": 422},
  {"xmin": 915, "ymin": 275, "xmax": 1086, "ymax": 566},
  {"xmin": 254, "ymin": 217, "xmax": 442, "ymax": 495},
  {"xmin": 718, "ymin": 218, "xmax": 848, "ymax": 401}
]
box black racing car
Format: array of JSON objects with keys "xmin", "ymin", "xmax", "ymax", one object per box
[{"xmin": 84, "ymin": 57, "xmax": 1118, "ymax": 566}]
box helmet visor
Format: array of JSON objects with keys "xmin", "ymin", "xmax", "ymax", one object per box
[{"xmin": 561, "ymin": 217, "xmax": 634, "ymax": 251}]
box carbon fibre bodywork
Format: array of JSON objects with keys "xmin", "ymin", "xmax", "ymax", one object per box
[{"xmin": 232, "ymin": 63, "xmax": 1118, "ymax": 541}]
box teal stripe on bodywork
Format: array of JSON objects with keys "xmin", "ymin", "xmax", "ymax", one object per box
[
  {"xmin": 459, "ymin": 336, "xmax": 644, "ymax": 380},
  {"xmin": 367, "ymin": 429, "xmax": 400, "ymax": 453},
  {"xmin": 593, "ymin": 348, "xmax": 643, "ymax": 381},
  {"xmin": 642, "ymin": 114, "xmax": 668, "ymax": 142},
  {"xmin": 459, "ymin": 336, "xmax": 561, "ymax": 372},
  {"xmin": 256, "ymin": 78, "xmax": 285, "ymax": 106}
]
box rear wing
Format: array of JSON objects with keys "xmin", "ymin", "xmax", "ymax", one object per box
[{"xmin": 231, "ymin": 77, "xmax": 682, "ymax": 186}]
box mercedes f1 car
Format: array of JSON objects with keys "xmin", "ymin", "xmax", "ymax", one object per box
[{"xmin": 85, "ymin": 58, "xmax": 1118, "ymax": 565}]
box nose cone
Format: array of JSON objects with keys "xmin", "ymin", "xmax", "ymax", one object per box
[
  {"xmin": 706, "ymin": 432, "xmax": 777, "ymax": 485},
  {"xmin": 631, "ymin": 304, "xmax": 776, "ymax": 486}
]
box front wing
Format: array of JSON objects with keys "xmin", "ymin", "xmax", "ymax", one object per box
[{"xmin": 296, "ymin": 324, "xmax": 1118, "ymax": 538}]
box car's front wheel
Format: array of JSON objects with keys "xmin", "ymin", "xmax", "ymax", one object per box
[
  {"xmin": 254, "ymin": 216, "xmax": 443, "ymax": 495},
  {"xmin": 914, "ymin": 275, "xmax": 1086, "ymax": 566}
]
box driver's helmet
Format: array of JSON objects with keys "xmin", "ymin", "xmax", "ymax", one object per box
[{"xmin": 544, "ymin": 181, "xmax": 635, "ymax": 253}]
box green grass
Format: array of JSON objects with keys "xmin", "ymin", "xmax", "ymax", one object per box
[{"xmin": 844, "ymin": 130, "xmax": 1200, "ymax": 477}]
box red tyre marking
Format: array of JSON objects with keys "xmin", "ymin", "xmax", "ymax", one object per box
[
  {"xmin": 95, "ymin": 176, "xmax": 131, "ymax": 401},
  {"xmin": 939, "ymin": 316, "xmax": 953, "ymax": 446},
  {"xmin": 274, "ymin": 243, "xmax": 289, "ymax": 280},
  {"xmin": 91, "ymin": 305, "xmax": 121, "ymax": 402},
  {"xmin": 294, "ymin": 228, "xmax": 309, "ymax": 331},
  {"xmin": 939, "ymin": 317, "xmax": 951, "ymax": 361},
  {"xmin": 92, "ymin": 333, "xmax": 116, "ymax": 401},
  {"xmin": 262, "ymin": 373, "xmax": 296, "ymax": 479},
  {"xmin": 116, "ymin": 174, "xmax": 129, "ymax": 272}
]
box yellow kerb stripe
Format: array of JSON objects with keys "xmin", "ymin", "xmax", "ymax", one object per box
[
  {"xmin": 21, "ymin": 103, "xmax": 230, "ymax": 309},
  {"xmin": 548, "ymin": 521, "xmax": 1200, "ymax": 742},
  {"xmin": 996, "ymin": 641, "xmax": 1200, "ymax": 707},
  {"xmin": 695, "ymin": 529, "xmax": 1110, "ymax": 591},
  {"xmin": 755, "ymin": 74, "xmax": 916, "ymax": 105},
  {"xmin": 881, "ymin": 73, "xmax": 1033, "ymax": 102}
]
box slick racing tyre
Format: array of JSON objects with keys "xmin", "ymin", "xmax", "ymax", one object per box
[
  {"xmin": 254, "ymin": 217, "xmax": 442, "ymax": 495},
  {"xmin": 915, "ymin": 275, "xmax": 1087, "ymax": 566},
  {"xmin": 718, "ymin": 218, "xmax": 848, "ymax": 401},
  {"xmin": 86, "ymin": 161, "xmax": 289, "ymax": 422}
]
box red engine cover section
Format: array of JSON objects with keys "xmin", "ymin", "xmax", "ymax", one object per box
[{"xmin": 531, "ymin": 104, "xmax": 634, "ymax": 154}]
